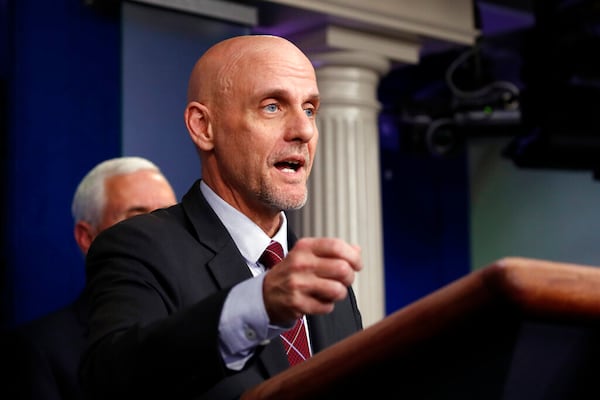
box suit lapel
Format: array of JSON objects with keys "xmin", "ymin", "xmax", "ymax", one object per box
[
  {"xmin": 180, "ymin": 180, "xmax": 252, "ymax": 288},
  {"xmin": 180, "ymin": 180, "xmax": 304, "ymax": 375},
  {"xmin": 207, "ymin": 241, "xmax": 253, "ymax": 288}
]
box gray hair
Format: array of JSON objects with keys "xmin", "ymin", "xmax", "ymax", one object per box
[{"xmin": 71, "ymin": 156, "xmax": 162, "ymax": 227}]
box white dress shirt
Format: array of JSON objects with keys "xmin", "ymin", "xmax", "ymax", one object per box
[{"xmin": 200, "ymin": 181, "xmax": 294, "ymax": 370}]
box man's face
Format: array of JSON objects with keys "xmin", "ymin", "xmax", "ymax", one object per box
[
  {"xmin": 97, "ymin": 169, "xmax": 177, "ymax": 232},
  {"xmin": 209, "ymin": 41, "xmax": 320, "ymax": 217}
]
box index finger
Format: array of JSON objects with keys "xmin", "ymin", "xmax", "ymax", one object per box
[{"xmin": 294, "ymin": 237, "xmax": 363, "ymax": 272}]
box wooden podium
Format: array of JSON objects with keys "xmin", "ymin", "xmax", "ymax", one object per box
[{"xmin": 241, "ymin": 257, "xmax": 600, "ymax": 399}]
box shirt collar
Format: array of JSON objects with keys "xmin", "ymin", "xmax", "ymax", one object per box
[{"xmin": 200, "ymin": 181, "xmax": 288, "ymax": 265}]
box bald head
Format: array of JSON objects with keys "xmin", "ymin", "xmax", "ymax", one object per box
[
  {"xmin": 183, "ymin": 34, "xmax": 320, "ymax": 231},
  {"xmin": 186, "ymin": 35, "xmax": 315, "ymax": 105}
]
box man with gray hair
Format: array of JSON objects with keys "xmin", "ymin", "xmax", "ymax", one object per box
[{"xmin": 3, "ymin": 156, "xmax": 177, "ymax": 400}]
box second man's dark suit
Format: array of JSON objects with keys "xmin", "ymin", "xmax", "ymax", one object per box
[{"xmin": 81, "ymin": 180, "xmax": 363, "ymax": 400}]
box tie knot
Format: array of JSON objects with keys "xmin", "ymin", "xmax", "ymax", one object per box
[{"xmin": 259, "ymin": 240, "xmax": 284, "ymax": 269}]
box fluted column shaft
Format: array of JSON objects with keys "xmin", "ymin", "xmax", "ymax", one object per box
[{"xmin": 290, "ymin": 51, "xmax": 389, "ymax": 327}]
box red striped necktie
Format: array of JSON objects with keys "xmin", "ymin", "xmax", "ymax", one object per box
[{"xmin": 259, "ymin": 240, "xmax": 311, "ymax": 366}]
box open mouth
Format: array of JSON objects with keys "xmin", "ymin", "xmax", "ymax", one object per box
[{"xmin": 275, "ymin": 158, "xmax": 304, "ymax": 173}]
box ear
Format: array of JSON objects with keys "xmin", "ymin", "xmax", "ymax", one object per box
[
  {"xmin": 185, "ymin": 101, "xmax": 214, "ymax": 151},
  {"xmin": 74, "ymin": 221, "xmax": 95, "ymax": 255}
]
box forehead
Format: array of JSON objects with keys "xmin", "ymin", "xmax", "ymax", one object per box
[
  {"xmin": 233, "ymin": 50, "xmax": 319, "ymax": 97},
  {"xmin": 105, "ymin": 170, "xmax": 165, "ymax": 198}
]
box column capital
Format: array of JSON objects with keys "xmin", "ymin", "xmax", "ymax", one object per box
[
  {"xmin": 308, "ymin": 51, "xmax": 388, "ymax": 110},
  {"xmin": 309, "ymin": 50, "xmax": 391, "ymax": 77}
]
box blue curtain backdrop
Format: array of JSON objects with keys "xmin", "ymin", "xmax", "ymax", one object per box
[
  {"xmin": 380, "ymin": 144, "xmax": 470, "ymax": 313},
  {"xmin": 1, "ymin": 0, "xmax": 121, "ymax": 327}
]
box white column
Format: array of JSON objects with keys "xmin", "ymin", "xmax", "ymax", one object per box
[{"xmin": 290, "ymin": 51, "xmax": 390, "ymax": 327}]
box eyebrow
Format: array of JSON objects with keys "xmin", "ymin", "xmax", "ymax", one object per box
[{"xmin": 260, "ymin": 88, "xmax": 320, "ymax": 104}]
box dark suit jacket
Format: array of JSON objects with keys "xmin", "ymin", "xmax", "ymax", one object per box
[
  {"xmin": 81, "ymin": 180, "xmax": 363, "ymax": 400},
  {"xmin": 1, "ymin": 292, "xmax": 89, "ymax": 400}
]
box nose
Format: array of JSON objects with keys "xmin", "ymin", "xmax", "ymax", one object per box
[{"xmin": 285, "ymin": 107, "xmax": 317, "ymax": 143}]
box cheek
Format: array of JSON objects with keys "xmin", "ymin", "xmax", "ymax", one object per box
[
  {"xmin": 308, "ymin": 136, "xmax": 318, "ymax": 159},
  {"xmin": 228, "ymin": 121, "xmax": 271, "ymax": 155}
]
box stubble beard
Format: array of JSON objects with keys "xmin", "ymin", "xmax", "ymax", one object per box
[{"xmin": 259, "ymin": 182, "xmax": 308, "ymax": 211}]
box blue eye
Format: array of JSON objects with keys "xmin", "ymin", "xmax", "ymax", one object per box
[
  {"xmin": 265, "ymin": 104, "xmax": 278, "ymax": 113},
  {"xmin": 304, "ymin": 108, "xmax": 315, "ymax": 117}
]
